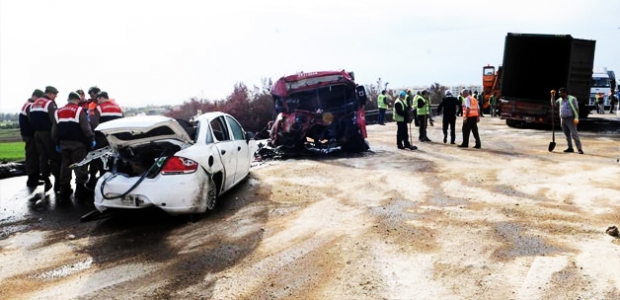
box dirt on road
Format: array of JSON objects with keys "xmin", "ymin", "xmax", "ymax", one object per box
[{"xmin": 2, "ymin": 116, "xmax": 620, "ymax": 299}]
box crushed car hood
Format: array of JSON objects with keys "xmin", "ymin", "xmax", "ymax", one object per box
[{"xmin": 95, "ymin": 115, "xmax": 193, "ymax": 148}]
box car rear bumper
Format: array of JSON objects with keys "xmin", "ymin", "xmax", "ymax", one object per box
[{"xmin": 94, "ymin": 171, "xmax": 209, "ymax": 215}]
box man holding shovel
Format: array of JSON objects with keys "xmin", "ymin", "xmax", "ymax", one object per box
[
  {"xmin": 551, "ymin": 88, "xmax": 583, "ymax": 154},
  {"xmin": 393, "ymin": 91, "xmax": 417, "ymax": 150}
]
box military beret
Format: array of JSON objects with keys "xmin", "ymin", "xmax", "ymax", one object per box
[
  {"xmin": 97, "ymin": 91, "xmax": 109, "ymax": 99},
  {"xmin": 32, "ymin": 89, "xmax": 44, "ymax": 98},
  {"xmin": 45, "ymin": 86, "xmax": 59, "ymax": 94},
  {"xmin": 68, "ymin": 92, "xmax": 80, "ymax": 101},
  {"xmin": 88, "ymin": 86, "xmax": 101, "ymax": 94}
]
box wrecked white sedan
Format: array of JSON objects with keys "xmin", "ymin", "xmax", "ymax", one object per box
[{"xmin": 90, "ymin": 113, "xmax": 255, "ymax": 216}]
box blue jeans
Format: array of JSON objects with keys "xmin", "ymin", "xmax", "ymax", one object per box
[{"xmin": 378, "ymin": 108, "xmax": 386, "ymax": 124}]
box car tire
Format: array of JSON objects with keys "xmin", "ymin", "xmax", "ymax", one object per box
[{"xmin": 206, "ymin": 175, "xmax": 217, "ymax": 210}]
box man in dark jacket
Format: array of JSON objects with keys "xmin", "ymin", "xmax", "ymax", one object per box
[
  {"xmin": 473, "ymin": 91, "xmax": 484, "ymax": 117},
  {"xmin": 437, "ymin": 90, "xmax": 461, "ymax": 144},
  {"xmin": 52, "ymin": 92, "xmax": 96, "ymax": 200},
  {"xmin": 20, "ymin": 89, "xmax": 44, "ymax": 188},
  {"xmin": 84, "ymin": 91, "xmax": 124, "ymax": 191},
  {"xmin": 29, "ymin": 86, "xmax": 60, "ymax": 193}
]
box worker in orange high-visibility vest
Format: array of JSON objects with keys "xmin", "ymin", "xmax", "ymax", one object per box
[
  {"xmin": 457, "ymin": 89, "xmax": 481, "ymax": 149},
  {"xmin": 86, "ymin": 86, "xmax": 100, "ymax": 124}
]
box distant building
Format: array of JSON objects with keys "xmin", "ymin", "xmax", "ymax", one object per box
[
  {"xmin": 449, "ymin": 85, "xmax": 482, "ymax": 96},
  {"xmin": 395, "ymin": 85, "xmax": 483, "ymax": 96}
]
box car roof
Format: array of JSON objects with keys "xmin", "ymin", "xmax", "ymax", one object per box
[{"xmin": 192, "ymin": 111, "xmax": 227, "ymax": 123}]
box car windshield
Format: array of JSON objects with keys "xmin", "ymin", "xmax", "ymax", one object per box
[
  {"xmin": 592, "ymin": 77, "xmax": 611, "ymax": 88},
  {"xmin": 286, "ymin": 84, "xmax": 355, "ymax": 113}
]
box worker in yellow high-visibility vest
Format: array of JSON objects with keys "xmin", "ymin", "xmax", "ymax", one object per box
[{"xmin": 377, "ymin": 90, "xmax": 388, "ymax": 125}]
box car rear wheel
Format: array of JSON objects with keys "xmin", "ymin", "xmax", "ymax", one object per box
[{"xmin": 206, "ymin": 175, "xmax": 217, "ymax": 210}]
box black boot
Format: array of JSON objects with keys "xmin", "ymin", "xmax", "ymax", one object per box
[
  {"xmin": 84, "ymin": 178, "xmax": 97, "ymax": 192},
  {"xmin": 26, "ymin": 175, "xmax": 39, "ymax": 188},
  {"xmin": 74, "ymin": 184, "xmax": 91, "ymax": 199},
  {"xmin": 58, "ymin": 184, "xmax": 73, "ymax": 201},
  {"xmin": 52, "ymin": 174, "xmax": 61, "ymax": 194},
  {"xmin": 44, "ymin": 178, "xmax": 53, "ymax": 192}
]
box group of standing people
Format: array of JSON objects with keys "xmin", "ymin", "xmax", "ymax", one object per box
[
  {"xmin": 19, "ymin": 86, "xmax": 124, "ymax": 201},
  {"xmin": 379, "ymin": 87, "xmax": 587, "ymax": 155},
  {"xmin": 439, "ymin": 89, "xmax": 482, "ymax": 148},
  {"xmin": 593, "ymin": 89, "xmax": 619, "ymax": 115},
  {"xmin": 388, "ymin": 89, "xmax": 482, "ymax": 151}
]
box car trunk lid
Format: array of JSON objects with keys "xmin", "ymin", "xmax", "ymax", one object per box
[{"xmin": 95, "ymin": 116, "xmax": 193, "ymax": 148}]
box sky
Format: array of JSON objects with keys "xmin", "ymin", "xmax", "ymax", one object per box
[{"xmin": 1, "ymin": 0, "xmax": 619, "ymax": 113}]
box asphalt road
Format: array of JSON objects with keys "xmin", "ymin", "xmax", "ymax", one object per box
[{"xmin": 1, "ymin": 113, "xmax": 620, "ymax": 299}]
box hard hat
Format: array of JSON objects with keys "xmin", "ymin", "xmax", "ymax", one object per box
[
  {"xmin": 445, "ymin": 90, "xmax": 453, "ymax": 96},
  {"xmin": 399, "ymin": 91, "xmax": 406, "ymax": 97},
  {"xmin": 461, "ymin": 89, "xmax": 468, "ymax": 94}
]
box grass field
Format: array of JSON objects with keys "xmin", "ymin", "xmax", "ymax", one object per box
[{"xmin": 0, "ymin": 142, "xmax": 25, "ymax": 162}]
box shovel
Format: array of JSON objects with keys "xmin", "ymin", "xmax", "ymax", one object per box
[{"xmin": 548, "ymin": 90, "xmax": 556, "ymax": 152}]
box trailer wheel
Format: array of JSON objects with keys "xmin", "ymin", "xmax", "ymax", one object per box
[{"xmin": 506, "ymin": 120, "xmax": 523, "ymax": 127}]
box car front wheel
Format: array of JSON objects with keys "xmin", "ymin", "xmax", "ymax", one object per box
[{"xmin": 206, "ymin": 175, "xmax": 217, "ymax": 210}]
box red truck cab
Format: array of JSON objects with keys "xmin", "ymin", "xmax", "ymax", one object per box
[{"xmin": 268, "ymin": 70, "xmax": 369, "ymax": 153}]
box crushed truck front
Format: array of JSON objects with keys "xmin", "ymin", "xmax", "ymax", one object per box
[{"xmin": 267, "ymin": 70, "xmax": 369, "ymax": 154}]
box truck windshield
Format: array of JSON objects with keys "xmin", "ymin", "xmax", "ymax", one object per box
[{"xmin": 592, "ymin": 77, "xmax": 611, "ymax": 88}]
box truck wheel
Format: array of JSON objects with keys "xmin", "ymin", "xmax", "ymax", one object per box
[{"xmin": 506, "ymin": 120, "xmax": 521, "ymax": 127}]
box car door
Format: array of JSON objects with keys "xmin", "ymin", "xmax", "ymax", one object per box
[
  {"xmin": 210, "ymin": 116, "xmax": 237, "ymax": 191},
  {"xmin": 225, "ymin": 115, "xmax": 250, "ymax": 184}
]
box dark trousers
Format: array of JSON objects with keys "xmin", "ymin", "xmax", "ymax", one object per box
[
  {"xmin": 461, "ymin": 117, "xmax": 481, "ymax": 147},
  {"xmin": 22, "ymin": 136, "xmax": 39, "ymax": 177},
  {"xmin": 34, "ymin": 131, "xmax": 60, "ymax": 181},
  {"xmin": 418, "ymin": 115, "xmax": 428, "ymax": 140},
  {"xmin": 396, "ymin": 122, "xmax": 411, "ymax": 147},
  {"xmin": 87, "ymin": 134, "xmax": 108, "ymax": 186},
  {"xmin": 378, "ymin": 108, "xmax": 386, "ymax": 124},
  {"xmin": 59, "ymin": 142, "xmax": 88, "ymax": 186},
  {"xmin": 442, "ymin": 115, "xmax": 456, "ymax": 143}
]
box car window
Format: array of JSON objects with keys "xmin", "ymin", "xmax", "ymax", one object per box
[
  {"xmin": 200, "ymin": 122, "xmax": 214, "ymax": 144},
  {"xmin": 225, "ymin": 115, "xmax": 245, "ymax": 141},
  {"xmin": 210, "ymin": 117, "xmax": 230, "ymax": 142}
]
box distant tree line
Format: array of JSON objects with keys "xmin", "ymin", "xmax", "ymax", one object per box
[
  {"xmin": 165, "ymin": 80, "xmax": 274, "ymax": 137},
  {"xmin": 163, "ymin": 77, "xmax": 450, "ymax": 136},
  {"xmin": 0, "ymin": 113, "xmax": 19, "ymax": 123},
  {"xmin": 1, "ymin": 77, "xmax": 449, "ymax": 134},
  {"xmin": 0, "ymin": 113, "xmax": 19, "ymax": 129}
]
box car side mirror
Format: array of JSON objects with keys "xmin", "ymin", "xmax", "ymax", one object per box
[
  {"xmin": 356, "ymin": 86, "xmax": 368, "ymax": 106},
  {"xmin": 245, "ymin": 131, "xmax": 255, "ymax": 143}
]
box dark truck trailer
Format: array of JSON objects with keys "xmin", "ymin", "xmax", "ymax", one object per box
[{"xmin": 499, "ymin": 33, "xmax": 595, "ymax": 127}]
